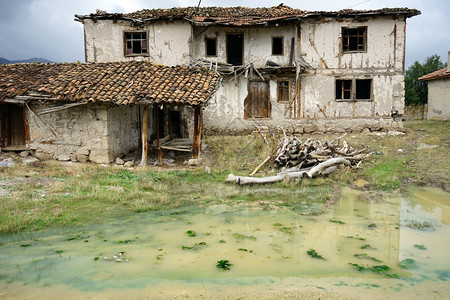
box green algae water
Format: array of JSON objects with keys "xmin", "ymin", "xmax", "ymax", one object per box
[{"xmin": 0, "ymin": 186, "xmax": 448, "ymax": 299}]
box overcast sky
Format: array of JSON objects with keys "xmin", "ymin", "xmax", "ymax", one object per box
[{"xmin": 0, "ymin": 0, "xmax": 448, "ymax": 67}]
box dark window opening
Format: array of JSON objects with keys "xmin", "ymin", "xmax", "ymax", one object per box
[
  {"xmin": 342, "ymin": 27, "xmax": 367, "ymax": 52},
  {"xmin": 227, "ymin": 33, "xmax": 243, "ymax": 66},
  {"xmin": 125, "ymin": 32, "xmax": 148, "ymax": 55},
  {"xmin": 272, "ymin": 37, "xmax": 283, "ymax": 55},
  {"xmin": 277, "ymin": 81, "xmax": 290, "ymax": 102},
  {"xmin": 336, "ymin": 80, "xmax": 352, "ymax": 100},
  {"xmin": 356, "ymin": 79, "xmax": 372, "ymax": 99},
  {"xmin": 336, "ymin": 79, "xmax": 372, "ymax": 101},
  {"xmin": 205, "ymin": 37, "xmax": 217, "ymax": 57}
]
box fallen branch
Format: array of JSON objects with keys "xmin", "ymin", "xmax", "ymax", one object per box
[
  {"xmin": 306, "ymin": 157, "xmax": 350, "ymax": 178},
  {"xmin": 249, "ymin": 155, "xmax": 271, "ymax": 177}
]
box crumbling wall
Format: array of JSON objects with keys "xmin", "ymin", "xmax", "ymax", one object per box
[
  {"xmin": 193, "ymin": 24, "xmax": 296, "ymax": 68},
  {"xmin": 84, "ymin": 19, "xmax": 191, "ymax": 65},
  {"xmin": 299, "ymin": 16, "xmax": 406, "ymax": 120},
  {"xmin": 27, "ymin": 103, "xmax": 148, "ymax": 164}
]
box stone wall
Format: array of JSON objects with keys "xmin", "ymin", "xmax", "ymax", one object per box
[{"xmin": 27, "ymin": 102, "xmax": 150, "ymax": 164}]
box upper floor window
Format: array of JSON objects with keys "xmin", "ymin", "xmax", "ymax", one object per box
[
  {"xmin": 336, "ymin": 78, "xmax": 372, "ymax": 101},
  {"xmin": 342, "ymin": 27, "xmax": 367, "ymax": 52},
  {"xmin": 272, "ymin": 37, "xmax": 283, "ymax": 55},
  {"xmin": 205, "ymin": 37, "xmax": 217, "ymax": 57},
  {"xmin": 227, "ymin": 33, "xmax": 243, "ymax": 66},
  {"xmin": 125, "ymin": 32, "xmax": 148, "ymax": 56}
]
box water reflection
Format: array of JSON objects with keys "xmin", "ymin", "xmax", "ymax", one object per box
[{"xmin": 0, "ymin": 186, "xmax": 448, "ymax": 298}]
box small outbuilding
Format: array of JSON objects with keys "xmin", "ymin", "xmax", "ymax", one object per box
[
  {"xmin": 418, "ymin": 51, "xmax": 450, "ymax": 120},
  {"xmin": 0, "ymin": 61, "xmax": 220, "ymax": 165}
]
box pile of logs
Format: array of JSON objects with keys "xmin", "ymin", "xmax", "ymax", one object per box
[{"xmin": 226, "ymin": 134, "xmax": 372, "ymax": 186}]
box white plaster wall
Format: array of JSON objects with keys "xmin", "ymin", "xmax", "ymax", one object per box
[
  {"xmin": 300, "ymin": 16, "xmax": 406, "ymax": 71},
  {"xmin": 84, "ymin": 19, "xmax": 191, "ymax": 65},
  {"xmin": 427, "ymin": 79, "xmax": 450, "ymax": 120},
  {"xmin": 193, "ymin": 24, "xmax": 296, "ymax": 67}
]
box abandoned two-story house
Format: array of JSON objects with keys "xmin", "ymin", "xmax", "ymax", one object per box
[
  {"xmin": 76, "ymin": 4, "xmax": 419, "ymax": 135},
  {"xmin": 0, "ymin": 5, "xmax": 420, "ymax": 165}
]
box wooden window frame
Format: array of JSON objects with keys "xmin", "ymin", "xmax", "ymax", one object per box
[
  {"xmin": 205, "ymin": 37, "xmax": 217, "ymax": 57},
  {"xmin": 336, "ymin": 78, "xmax": 372, "ymax": 101},
  {"xmin": 277, "ymin": 79, "xmax": 291, "ymax": 103},
  {"xmin": 272, "ymin": 36, "xmax": 284, "ymax": 56},
  {"xmin": 124, "ymin": 31, "xmax": 149, "ymax": 57},
  {"xmin": 342, "ymin": 27, "xmax": 367, "ymax": 53}
]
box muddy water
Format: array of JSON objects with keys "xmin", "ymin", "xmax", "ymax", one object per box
[{"xmin": 0, "ymin": 186, "xmax": 449, "ymax": 299}]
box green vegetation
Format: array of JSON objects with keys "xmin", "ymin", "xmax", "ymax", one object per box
[
  {"xmin": 216, "ymin": 259, "xmax": 232, "ymax": 271},
  {"xmin": 406, "ymin": 220, "xmax": 434, "ymax": 231},
  {"xmin": 349, "ymin": 263, "xmax": 400, "ymax": 278},
  {"xmin": 186, "ymin": 230, "xmax": 197, "ymax": 237},
  {"xmin": 329, "ymin": 219, "xmax": 346, "ymax": 224},
  {"xmin": 307, "ymin": 249, "xmax": 326, "ymax": 260},
  {"xmin": 0, "ymin": 121, "xmax": 448, "ymax": 234},
  {"xmin": 414, "ymin": 244, "xmax": 426, "ymax": 250},
  {"xmin": 181, "ymin": 242, "xmax": 207, "ymax": 251},
  {"xmin": 399, "ymin": 258, "xmax": 418, "ymax": 269},
  {"xmin": 354, "ymin": 253, "xmax": 382, "ymax": 263},
  {"xmin": 405, "ymin": 54, "xmax": 446, "ymax": 105}
]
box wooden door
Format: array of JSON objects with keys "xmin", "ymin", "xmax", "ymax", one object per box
[
  {"xmin": 0, "ymin": 104, "xmax": 27, "ymax": 148},
  {"xmin": 249, "ymin": 81, "xmax": 270, "ymax": 118}
]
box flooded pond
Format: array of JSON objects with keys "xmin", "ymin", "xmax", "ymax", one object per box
[{"xmin": 0, "ymin": 186, "xmax": 449, "ymax": 299}]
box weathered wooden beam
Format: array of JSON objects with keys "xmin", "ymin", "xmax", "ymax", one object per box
[
  {"xmin": 140, "ymin": 105, "xmax": 149, "ymax": 167},
  {"xmin": 192, "ymin": 106, "xmax": 203, "ymax": 159},
  {"xmin": 155, "ymin": 105, "xmax": 163, "ymax": 166}
]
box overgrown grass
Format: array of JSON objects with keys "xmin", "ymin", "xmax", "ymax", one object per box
[{"xmin": 0, "ymin": 120, "xmax": 448, "ymax": 234}]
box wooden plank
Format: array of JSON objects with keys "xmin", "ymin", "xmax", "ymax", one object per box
[
  {"xmin": 160, "ymin": 146, "xmax": 192, "ymax": 152},
  {"xmin": 1, "ymin": 145, "xmax": 27, "ymax": 151},
  {"xmin": 155, "ymin": 104, "xmax": 163, "ymax": 166},
  {"xmin": 192, "ymin": 106, "xmax": 202, "ymax": 158},
  {"xmin": 140, "ymin": 105, "xmax": 148, "ymax": 167}
]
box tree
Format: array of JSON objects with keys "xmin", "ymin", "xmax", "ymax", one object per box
[{"xmin": 405, "ymin": 54, "xmax": 446, "ymax": 106}]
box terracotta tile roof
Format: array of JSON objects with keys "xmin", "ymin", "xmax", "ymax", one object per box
[
  {"xmin": 303, "ymin": 7, "xmax": 420, "ymax": 18},
  {"xmin": 76, "ymin": 4, "xmax": 307, "ymax": 26},
  {"xmin": 75, "ymin": 5, "xmax": 419, "ymax": 25},
  {"xmin": 0, "ymin": 61, "xmax": 220, "ymax": 106},
  {"xmin": 418, "ymin": 67, "xmax": 450, "ymax": 81}
]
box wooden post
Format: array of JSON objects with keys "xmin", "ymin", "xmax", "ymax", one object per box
[
  {"xmin": 140, "ymin": 105, "xmax": 148, "ymax": 166},
  {"xmin": 155, "ymin": 104, "xmax": 163, "ymax": 166},
  {"xmin": 192, "ymin": 106, "xmax": 203, "ymax": 159}
]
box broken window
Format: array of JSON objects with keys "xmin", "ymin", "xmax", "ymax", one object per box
[
  {"xmin": 205, "ymin": 37, "xmax": 217, "ymax": 57},
  {"xmin": 336, "ymin": 78, "xmax": 372, "ymax": 101},
  {"xmin": 124, "ymin": 32, "xmax": 148, "ymax": 55},
  {"xmin": 277, "ymin": 80, "xmax": 290, "ymax": 102},
  {"xmin": 272, "ymin": 37, "xmax": 283, "ymax": 55},
  {"xmin": 227, "ymin": 33, "xmax": 243, "ymax": 66},
  {"xmin": 342, "ymin": 27, "xmax": 367, "ymax": 52}
]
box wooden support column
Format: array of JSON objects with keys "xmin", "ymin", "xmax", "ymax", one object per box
[
  {"xmin": 192, "ymin": 106, "xmax": 203, "ymax": 159},
  {"xmin": 140, "ymin": 105, "xmax": 149, "ymax": 166},
  {"xmin": 155, "ymin": 104, "xmax": 163, "ymax": 166}
]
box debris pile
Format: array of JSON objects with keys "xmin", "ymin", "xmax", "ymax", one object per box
[
  {"xmin": 226, "ymin": 134, "xmax": 372, "ymax": 186},
  {"xmin": 274, "ymin": 136, "xmax": 368, "ymax": 171}
]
